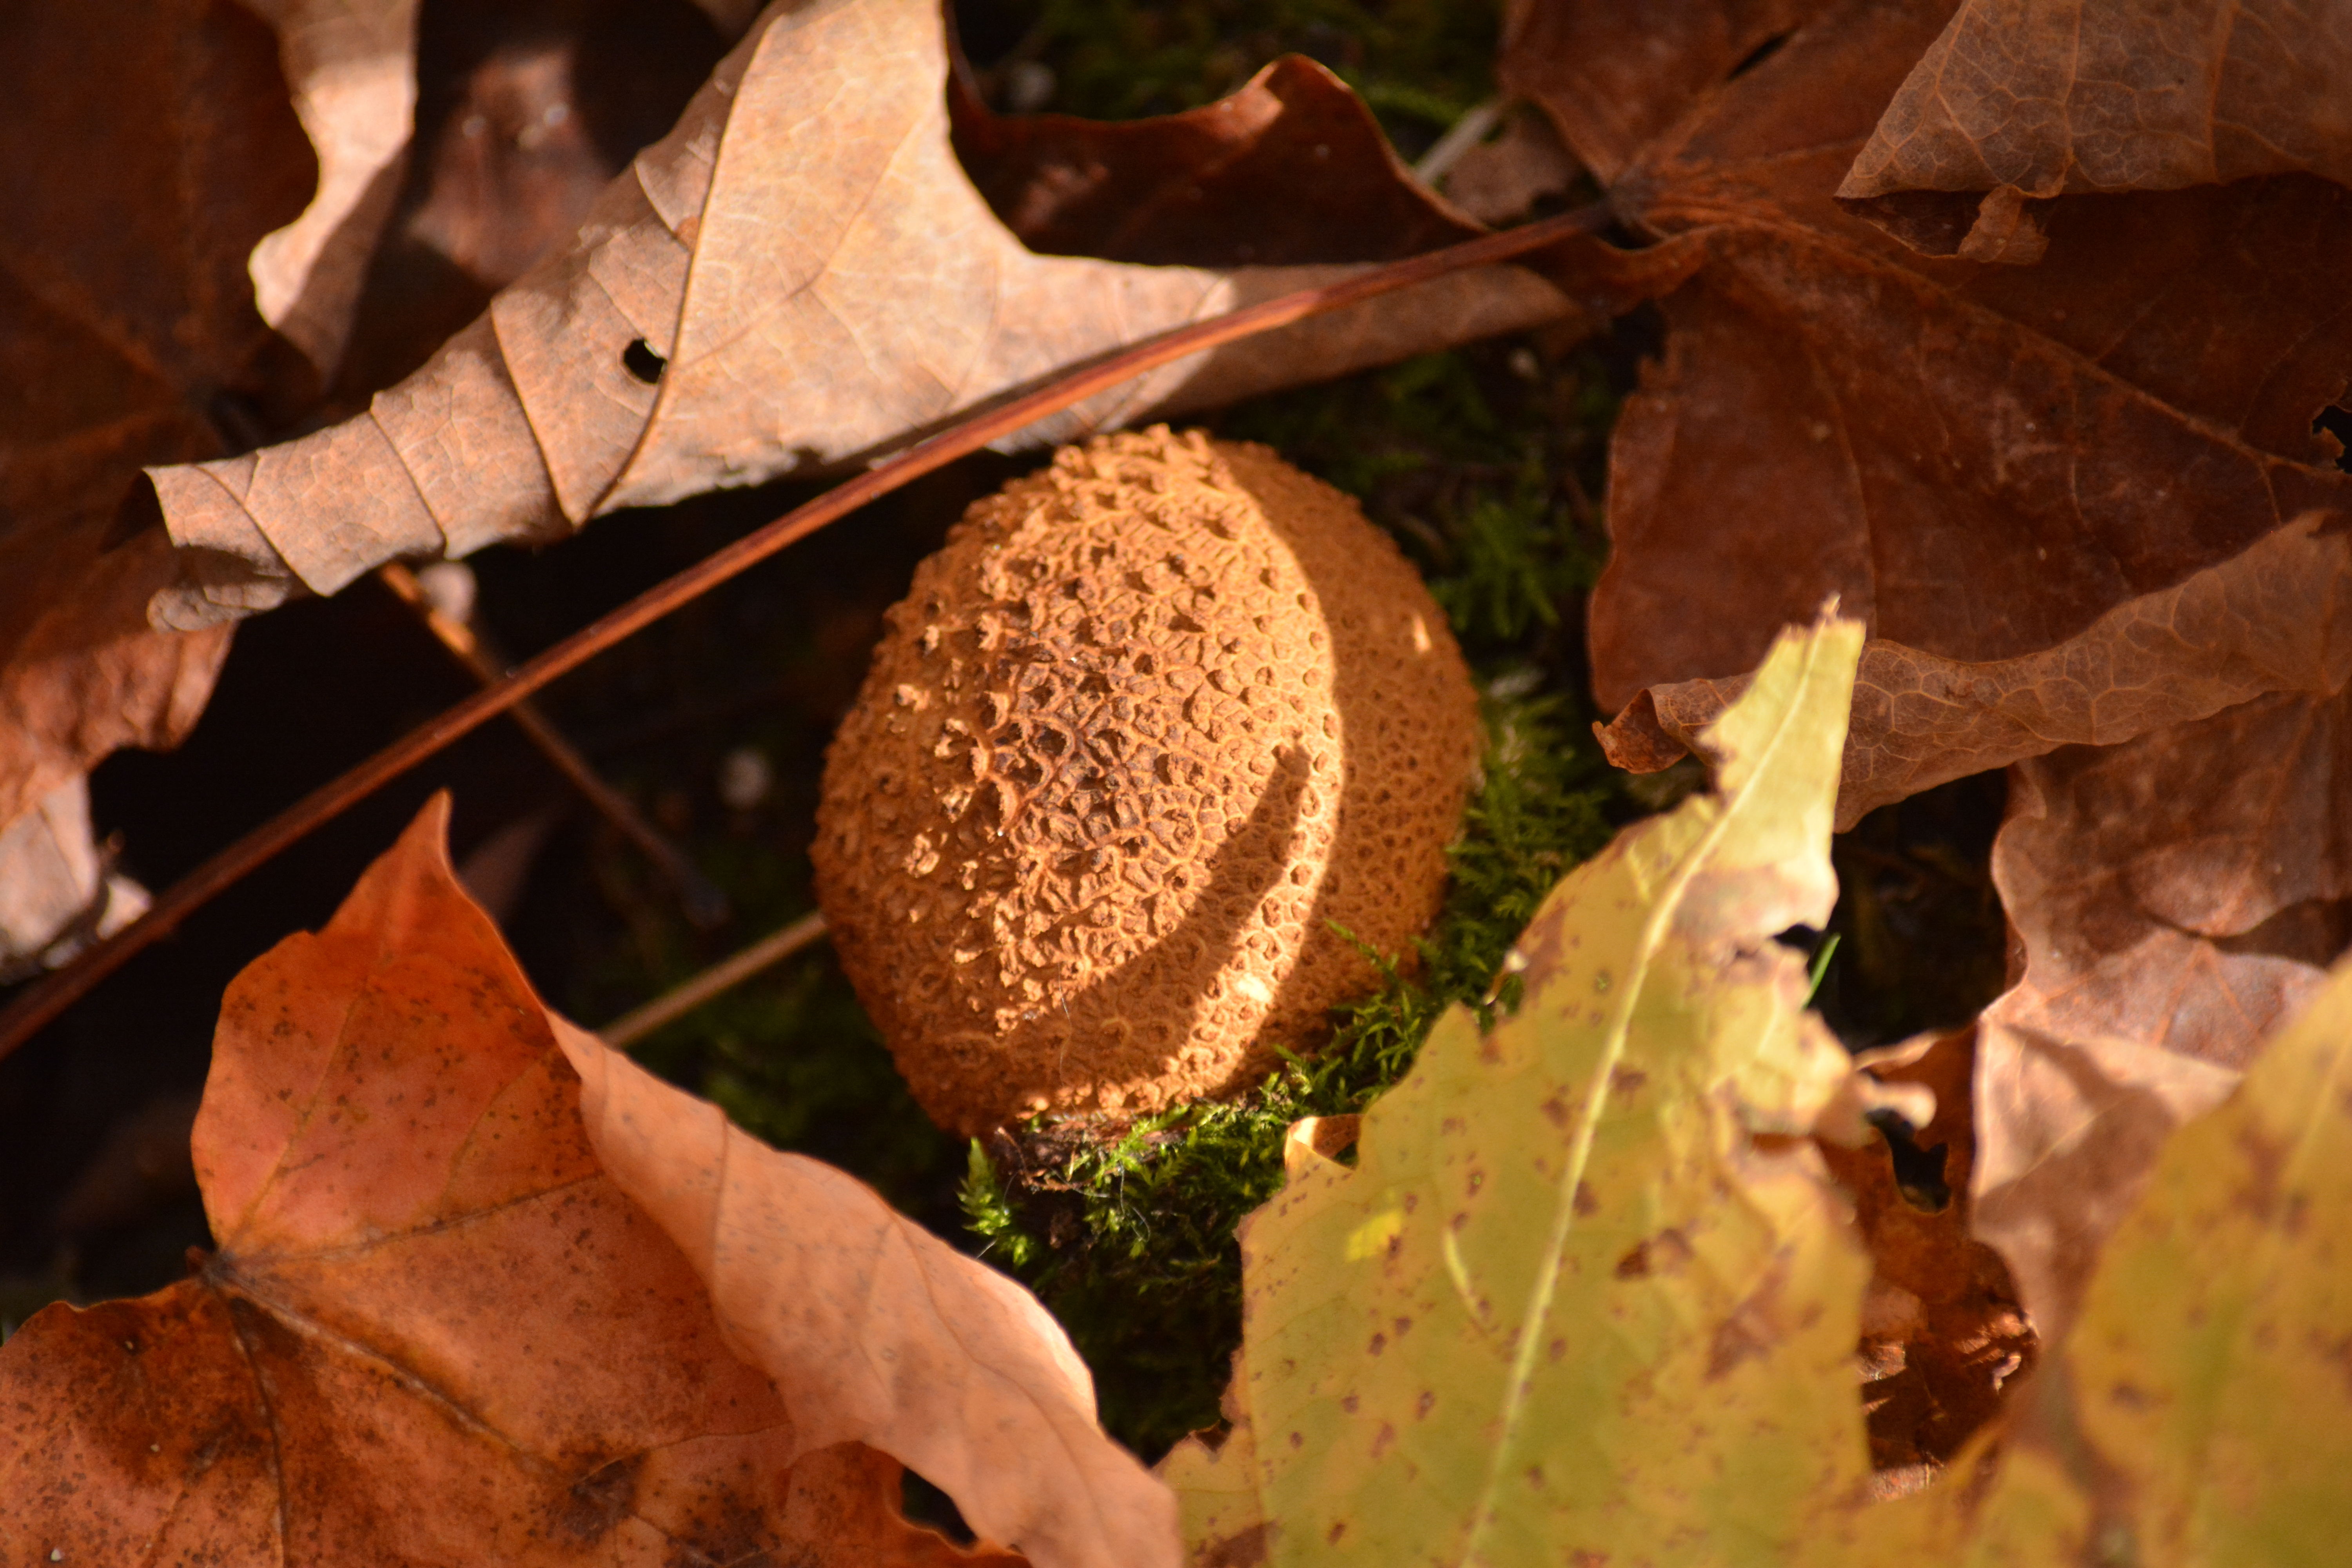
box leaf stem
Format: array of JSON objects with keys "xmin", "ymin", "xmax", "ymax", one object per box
[{"xmin": 0, "ymin": 200, "xmax": 1615, "ymax": 1062}]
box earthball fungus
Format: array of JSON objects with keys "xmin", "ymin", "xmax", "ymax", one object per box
[{"xmin": 814, "ymin": 428, "xmax": 1480, "ymax": 1134}]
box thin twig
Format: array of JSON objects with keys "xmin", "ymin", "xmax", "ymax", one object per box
[
  {"xmin": 377, "ymin": 563, "xmax": 730, "ymax": 927},
  {"xmin": 1412, "ymin": 98, "xmax": 1504, "ymax": 186},
  {"xmin": 0, "ymin": 200, "xmax": 1614, "ymax": 1060},
  {"xmin": 600, "ymin": 912, "xmax": 829, "ymax": 1050}
]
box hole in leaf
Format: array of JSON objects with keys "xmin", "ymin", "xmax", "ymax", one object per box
[
  {"xmin": 1866, "ymin": 1107, "xmax": 1952, "ymax": 1212},
  {"xmin": 900, "ymin": 1469, "xmax": 975, "ymax": 1546},
  {"xmin": 621, "ymin": 338, "xmax": 667, "ymax": 383},
  {"xmin": 1728, "ymin": 33, "xmax": 1792, "ymax": 78},
  {"xmin": 2312, "ymin": 403, "xmax": 2352, "ymax": 474}
]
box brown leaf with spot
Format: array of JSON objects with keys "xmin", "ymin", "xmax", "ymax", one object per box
[
  {"xmin": 0, "ymin": 796, "xmax": 1001, "ymax": 1565},
  {"xmin": 1506, "ymin": 0, "xmax": 2352, "ymax": 809},
  {"xmin": 0, "ymin": 0, "xmax": 318, "ymax": 844},
  {"xmin": 1843, "ymin": 0, "xmax": 2352, "ymax": 212},
  {"xmin": 149, "ymin": 0, "xmax": 1575, "ymax": 629}
]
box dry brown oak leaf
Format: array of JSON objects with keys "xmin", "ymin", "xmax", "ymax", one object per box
[
  {"xmin": 0, "ymin": 0, "xmax": 323, "ymax": 846},
  {"xmin": 1498, "ymin": 0, "xmax": 2352, "ymax": 824},
  {"xmin": 149, "ymin": 0, "xmax": 1573, "ymax": 629},
  {"xmin": 0, "ymin": 795, "xmax": 1157, "ymax": 1568},
  {"xmin": 1843, "ymin": 0, "xmax": 2352, "ymax": 210}
]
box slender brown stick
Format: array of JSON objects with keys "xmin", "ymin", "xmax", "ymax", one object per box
[
  {"xmin": 600, "ymin": 911, "xmax": 829, "ymax": 1050},
  {"xmin": 0, "ymin": 202, "xmax": 1613, "ymax": 1059},
  {"xmin": 377, "ymin": 563, "xmax": 730, "ymax": 927}
]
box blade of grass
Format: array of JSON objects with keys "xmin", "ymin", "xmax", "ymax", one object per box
[
  {"xmin": 0, "ymin": 201, "xmax": 1615, "ymax": 1060},
  {"xmin": 597, "ymin": 911, "xmax": 829, "ymax": 1050}
]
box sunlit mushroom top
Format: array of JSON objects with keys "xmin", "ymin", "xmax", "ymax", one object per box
[{"xmin": 816, "ymin": 428, "xmax": 1479, "ymax": 1134}]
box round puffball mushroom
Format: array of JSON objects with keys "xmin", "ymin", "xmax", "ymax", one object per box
[{"xmin": 814, "ymin": 428, "xmax": 1480, "ymax": 1134}]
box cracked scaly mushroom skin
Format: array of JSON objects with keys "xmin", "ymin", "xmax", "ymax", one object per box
[{"xmin": 814, "ymin": 428, "xmax": 1479, "ymax": 1134}]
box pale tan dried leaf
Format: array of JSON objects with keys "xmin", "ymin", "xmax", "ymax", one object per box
[
  {"xmin": 555, "ymin": 1015, "xmax": 1183, "ymax": 1568},
  {"xmin": 0, "ymin": 775, "xmax": 145, "ymax": 980},
  {"xmin": 244, "ymin": 0, "xmax": 421, "ymax": 380},
  {"xmin": 149, "ymin": 0, "xmax": 1572, "ymax": 628},
  {"xmin": 1843, "ymin": 0, "xmax": 2352, "ymax": 201}
]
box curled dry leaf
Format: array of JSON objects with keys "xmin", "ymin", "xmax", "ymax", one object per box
[
  {"xmin": 148, "ymin": 0, "xmax": 1575, "ymax": 629},
  {"xmin": 0, "ymin": 0, "xmax": 321, "ymax": 853},
  {"xmin": 1504, "ymin": 0, "xmax": 2352, "ymax": 811},
  {"xmin": 1165, "ymin": 617, "xmax": 1873, "ymax": 1566},
  {"xmin": 556, "ymin": 1020, "xmax": 1182, "ymax": 1568},
  {"xmin": 243, "ymin": 0, "xmax": 422, "ymax": 381},
  {"xmin": 1597, "ymin": 512, "xmax": 2352, "ymax": 826},
  {"xmin": 1842, "ymin": 0, "xmax": 2352, "ymax": 211},
  {"xmin": 0, "ymin": 776, "xmax": 147, "ymax": 981},
  {"xmin": 0, "ymin": 796, "xmax": 994, "ymax": 1565}
]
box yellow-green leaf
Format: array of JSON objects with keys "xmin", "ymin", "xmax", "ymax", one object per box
[
  {"xmin": 1171, "ymin": 615, "xmax": 1872, "ymax": 1566},
  {"xmin": 1945, "ymin": 952, "xmax": 2352, "ymax": 1566}
]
